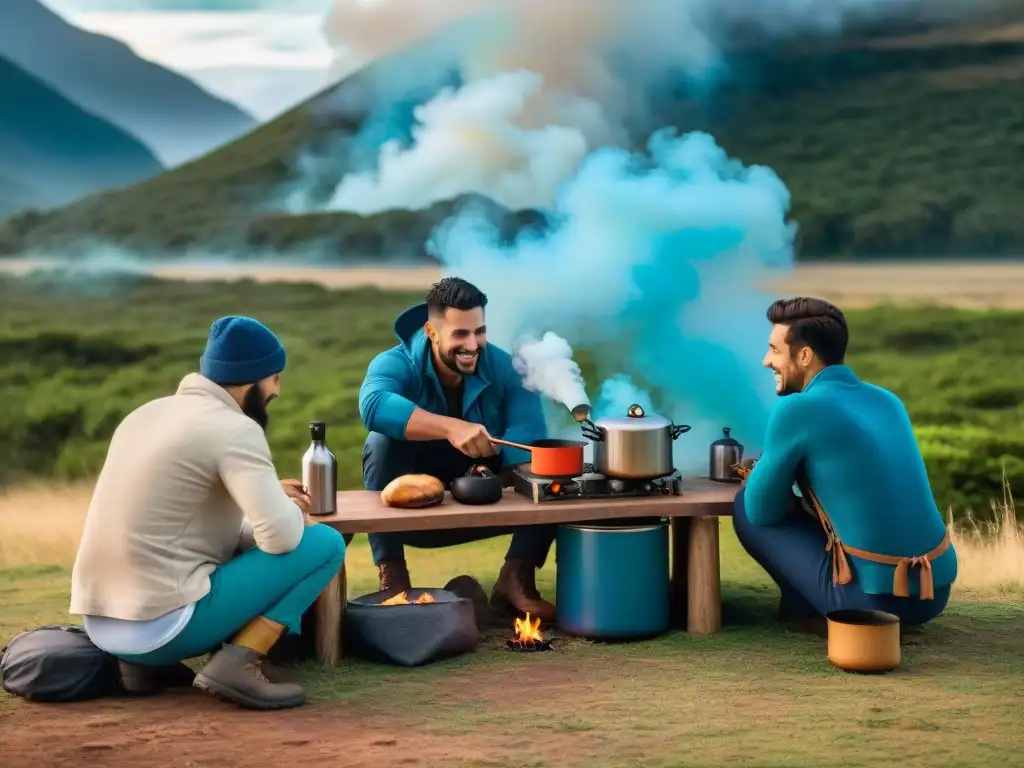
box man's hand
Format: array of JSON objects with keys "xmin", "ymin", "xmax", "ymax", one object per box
[
  {"xmin": 733, "ymin": 458, "xmax": 757, "ymax": 486},
  {"xmin": 446, "ymin": 420, "xmax": 498, "ymax": 458},
  {"xmin": 281, "ymin": 478, "xmax": 312, "ymax": 516}
]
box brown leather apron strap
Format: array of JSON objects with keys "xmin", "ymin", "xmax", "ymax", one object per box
[
  {"xmin": 804, "ymin": 487, "xmax": 853, "ymax": 587},
  {"xmin": 840, "ymin": 533, "xmax": 950, "ymax": 600},
  {"xmin": 803, "ymin": 486, "xmax": 948, "ymax": 600}
]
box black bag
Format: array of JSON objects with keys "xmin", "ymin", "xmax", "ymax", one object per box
[
  {"xmin": 1, "ymin": 625, "xmax": 121, "ymax": 702},
  {"xmin": 345, "ymin": 588, "xmax": 480, "ymax": 667}
]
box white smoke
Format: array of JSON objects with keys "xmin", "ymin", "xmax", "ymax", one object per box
[
  {"xmin": 319, "ymin": 0, "xmax": 1019, "ymax": 215},
  {"xmin": 326, "ymin": 70, "xmax": 600, "ymax": 214},
  {"xmin": 512, "ymin": 332, "xmax": 590, "ymax": 411}
]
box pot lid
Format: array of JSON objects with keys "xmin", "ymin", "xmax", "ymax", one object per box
[
  {"xmin": 711, "ymin": 427, "xmax": 742, "ymax": 447},
  {"xmin": 594, "ymin": 403, "xmax": 672, "ymax": 430}
]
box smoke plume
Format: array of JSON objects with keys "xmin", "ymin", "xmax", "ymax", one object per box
[
  {"xmin": 513, "ymin": 332, "xmax": 590, "ymax": 412},
  {"xmin": 435, "ymin": 128, "xmax": 793, "ymax": 467}
]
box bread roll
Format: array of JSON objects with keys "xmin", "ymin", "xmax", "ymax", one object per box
[{"xmin": 381, "ymin": 474, "xmax": 446, "ymax": 508}]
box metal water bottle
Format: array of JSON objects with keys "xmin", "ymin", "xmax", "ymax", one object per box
[{"xmin": 302, "ymin": 421, "xmax": 337, "ymax": 516}]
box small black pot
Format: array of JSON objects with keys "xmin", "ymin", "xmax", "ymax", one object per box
[{"xmin": 450, "ymin": 465, "xmax": 503, "ymax": 505}]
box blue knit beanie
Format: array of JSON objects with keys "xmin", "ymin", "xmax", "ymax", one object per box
[{"xmin": 200, "ymin": 316, "xmax": 287, "ymax": 385}]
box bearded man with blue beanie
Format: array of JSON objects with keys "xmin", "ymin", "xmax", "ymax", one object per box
[
  {"xmin": 200, "ymin": 315, "xmax": 288, "ymax": 386},
  {"xmin": 71, "ymin": 315, "xmax": 346, "ymax": 711}
]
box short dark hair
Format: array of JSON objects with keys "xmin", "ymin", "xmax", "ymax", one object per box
[
  {"xmin": 767, "ymin": 297, "xmax": 848, "ymax": 366},
  {"xmin": 425, "ymin": 277, "xmax": 487, "ymax": 318}
]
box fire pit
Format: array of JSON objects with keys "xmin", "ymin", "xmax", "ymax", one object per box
[
  {"xmin": 346, "ymin": 588, "xmax": 479, "ymax": 667},
  {"xmin": 505, "ymin": 612, "xmax": 553, "ymax": 653}
]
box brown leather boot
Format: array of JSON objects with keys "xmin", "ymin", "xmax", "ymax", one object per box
[
  {"xmin": 378, "ymin": 559, "xmax": 411, "ymax": 595},
  {"xmin": 193, "ymin": 617, "xmax": 305, "ymax": 710},
  {"xmin": 489, "ymin": 558, "xmax": 556, "ymax": 623}
]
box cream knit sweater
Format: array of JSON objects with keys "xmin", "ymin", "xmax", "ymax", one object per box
[{"xmin": 70, "ymin": 373, "xmax": 305, "ymax": 621}]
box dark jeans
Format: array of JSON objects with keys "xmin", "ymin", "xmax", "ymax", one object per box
[
  {"xmin": 362, "ymin": 432, "xmax": 556, "ymax": 568},
  {"xmin": 732, "ymin": 488, "xmax": 950, "ymax": 625}
]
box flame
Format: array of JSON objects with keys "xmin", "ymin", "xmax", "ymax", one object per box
[
  {"xmin": 379, "ymin": 591, "xmax": 437, "ymax": 605},
  {"xmin": 513, "ymin": 612, "xmax": 544, "ymax": 642}
]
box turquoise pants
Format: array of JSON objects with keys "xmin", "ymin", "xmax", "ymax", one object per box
[{"xmin": 117, "ymin": 523, "xmax": 346, "ymax": 667}]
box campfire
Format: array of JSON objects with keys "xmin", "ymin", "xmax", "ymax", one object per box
[
  {"xmin": 378, "ymin": 591, "xmax": 436, "ymax": 606},
  {"xmin": 505, "ymin": 612, "xmax": 553, "ymax": 652}
]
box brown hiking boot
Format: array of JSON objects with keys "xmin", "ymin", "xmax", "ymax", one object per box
[
  {"xmin": 193, "ymin": 616, "xmax": 305, "ymax": 710},
  {"xmin": 489, "ymin": 558, "xmax": 556, "ymax": 623},
  {"xmin": 119, "ymin": 660, "xmax": 196, "ymax": 695},
  {"xmin": 378, "ymin": 559, "xmax": 411, "ymax": 595}
]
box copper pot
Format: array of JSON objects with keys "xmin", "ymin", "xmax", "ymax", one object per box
[{"xmin": 826, "ymin": 609, "xmax": 901, "ymax": 673}]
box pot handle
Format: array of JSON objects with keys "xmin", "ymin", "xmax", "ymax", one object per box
[
  {"xmin": 465, "ymin": 465, "xmax": 497, "ymax": 479},
  {"xmin": 670, "ymin": 424, "xmax": 692, "ymax": 439},
  {"xmin": 579, "ymin": 418, "xmax": 605, "ymax": 442}
]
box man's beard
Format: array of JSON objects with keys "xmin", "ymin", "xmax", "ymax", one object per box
[
  {"xmin": 242, "ymin": 385, "xmax": 273, "ymax": 430},
  {"xmin": 773, "ymin": 363, "xmax": 803, "ymax": 397},
  {"xmin": 440, "ymin": 344, "xmax": 483, "ymax": 376}
]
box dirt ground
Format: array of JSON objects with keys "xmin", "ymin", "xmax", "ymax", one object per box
[
  {"xmin": 4, "ymin": 608, "xmax": 1023, "ymax": 768},
  {"xmin": 0, "ymin": 663, "xmax": 596, "ymax": 768}
]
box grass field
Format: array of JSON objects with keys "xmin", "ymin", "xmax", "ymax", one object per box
[
  {"xmin": 2, "ymin": 510, "xmax": 1022, "ymax": 766},
  {"xmin": 1, "ymin": 270, "xmax": 1023, "ymax": 766},
  {"xmin": 2, "ymin": 22, "xmax": 1024, "ymax": 259}
]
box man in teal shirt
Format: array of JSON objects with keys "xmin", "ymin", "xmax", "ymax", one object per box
[
  {"xmin": 734, "ymin": 297, "xmax": 957, "ymax": 633},
  {"xmin": 359, "ymin": 277, "xmax": 557, "ymax": 621}
]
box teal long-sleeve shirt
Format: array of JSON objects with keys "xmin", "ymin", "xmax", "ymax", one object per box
[
  {"xmin": 357, "ymin": 303, "xmax": 547, "ymax": 468},
  {"xmin": 744, "ymin": 365, "xmax": 957, "ymax": 596}
]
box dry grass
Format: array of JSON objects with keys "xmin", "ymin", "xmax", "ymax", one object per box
[
  {"xmin": 2, "ymin": 481, "xmax": 1022, "ymax": 593},
  {"xmin": 948, "ymin": 480, "xmax": 1024, "ymax": 594},
  {"xmin": 6, "ymin": 260, "xmax": 1024, "ymax": 308},
  {"xmin": 0, "ymin": 482, "xmax": 91, "ymax": 569}
]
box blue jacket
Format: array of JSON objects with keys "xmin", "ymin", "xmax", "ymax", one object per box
[
  {"xmin": 358, "ymin": 303, "xmax": 547, "ymax": 467},
  {"xmin": 744, "ymin": 365, "xmax": 957, "ymax": 596}
]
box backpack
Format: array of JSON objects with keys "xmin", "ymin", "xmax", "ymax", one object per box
[{"xmin": 1, "ymin": 625, "xmax": 121, "ymax": 702}]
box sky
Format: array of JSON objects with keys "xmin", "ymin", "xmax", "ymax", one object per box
[{"xmin": 39, "ymin": 0, "xmax": 337, "ymax": 119}]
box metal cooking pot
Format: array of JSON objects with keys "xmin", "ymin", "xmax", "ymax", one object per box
[
  {"xmin": 579, "ymin": 404, "xmax": 691, "ymax": 479},
  {"xmin": 556, "ymin": 519, "xmax": 670, "ymax": 640}
]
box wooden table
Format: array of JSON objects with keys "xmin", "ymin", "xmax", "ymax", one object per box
[{"xmin": 308, "ymin": 478, "xmax": 739, "ymax": 665}]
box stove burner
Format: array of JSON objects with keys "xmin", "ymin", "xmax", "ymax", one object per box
[
  {"xmin": 505, "ymin": 638, "xmax": 553, "ymax": 652},
  {"xmin": 512, "ymin": 463, "xmax": 683, "ymax": 503}
]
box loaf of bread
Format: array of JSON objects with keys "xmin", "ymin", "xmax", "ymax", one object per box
[{"xmin": 380, "ymin": 474, "xmax": 446, "ymax": 508}]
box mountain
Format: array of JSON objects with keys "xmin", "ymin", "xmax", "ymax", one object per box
[
  {"xmin": 2, "ymin": 22, "xmax": 1024, "ymax": 259},
  {"xmin": 0, "ymin": 0, "xmax": 257, "ymax": 168},
  {"xmin": 0, "ymin": 55, "xmax": 163, "ymax": 216}
]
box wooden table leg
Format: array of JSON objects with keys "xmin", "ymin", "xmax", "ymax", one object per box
[
  {"xmin": 314, "ymin": 561, "xmax": 347, "ymax": 666},
  {"xmin": 670, "ymin": 517, "xmax": 692, "ymax": 629},
  {"xmin": 687, "ymin": 516, "xmax": 722, "ymax": 635}
]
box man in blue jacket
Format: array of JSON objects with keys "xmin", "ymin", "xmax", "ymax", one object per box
[
  {"xmin": 734, "ymin": 297, "xmax": 957, "ymax": 635},
  {"xmin": 358, "ymin": 277, "xmax": 557, "ymax": 621}
]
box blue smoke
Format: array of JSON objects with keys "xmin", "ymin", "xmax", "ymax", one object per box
[{"xmin": 431, "ymin": 127, "xmax": 796, "ymax": 472}]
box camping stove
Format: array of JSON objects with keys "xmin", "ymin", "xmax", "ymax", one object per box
[{"xmin": 512, "ymin": 463, "xmax": 683, "ymax": 503}]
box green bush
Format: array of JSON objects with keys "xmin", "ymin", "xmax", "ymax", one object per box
[{"xmin": 1, "ymin": 276, "xmax": 1022, "ymax": 520}]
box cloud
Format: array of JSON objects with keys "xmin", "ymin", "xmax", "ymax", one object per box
[{"xmin": 42, "ymin": 4, "xmax": 334, "ymax": 117}]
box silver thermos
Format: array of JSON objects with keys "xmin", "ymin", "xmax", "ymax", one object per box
[
  {"xmin": 709, "ymin": 427, "xmax": 744, "ymax": 483},
  {"xmin": 302, "ymin": 421, "xmax": 337, "ymax": 516}
]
